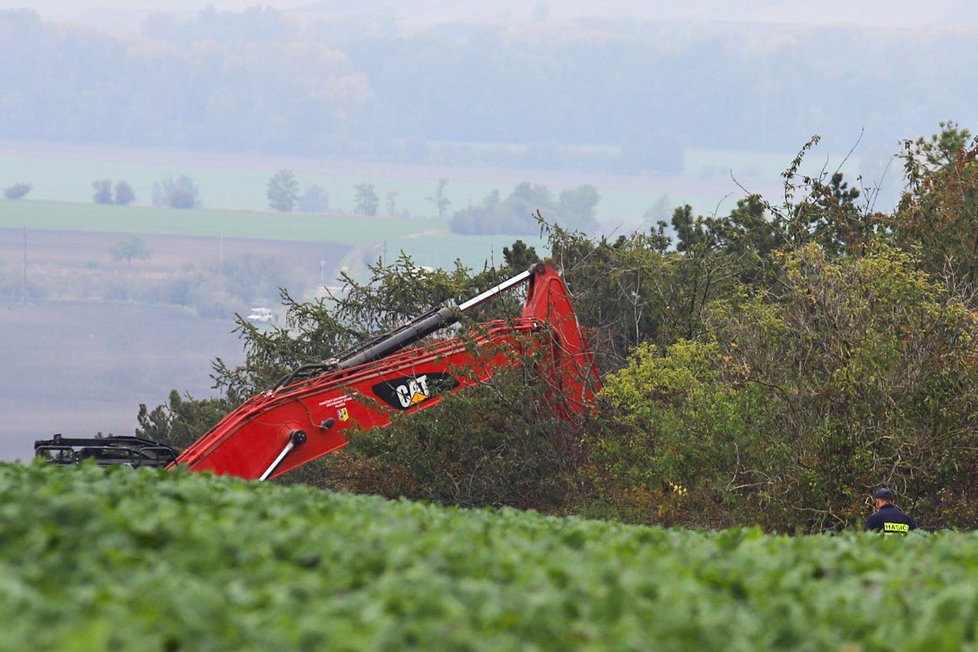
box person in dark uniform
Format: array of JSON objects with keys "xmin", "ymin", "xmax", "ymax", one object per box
[{"xmin": 864, "ymin": 487, "xmax": 917, "ymax": 535}]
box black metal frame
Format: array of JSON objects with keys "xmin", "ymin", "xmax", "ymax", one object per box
[{"xmin": 34, "ymin": 434, "xmax": 178, "ymax": 468}]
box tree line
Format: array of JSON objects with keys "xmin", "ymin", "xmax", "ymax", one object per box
[
  {"xmin": 132, "ymin": 123, "xmax": 978, "ymax": 533},
  {"xmin": 3, "ymin": 7, "xmax": 976, "ymax": 170},
  {"xmin": 7, "ymin": 166, "xmax": 605, "ymax": 233},
  {"xmin": 268, "ymin": 169, "xmax": 602, "ymax": 233}
]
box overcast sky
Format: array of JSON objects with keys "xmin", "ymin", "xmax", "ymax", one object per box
[{"xmin": 4, "ymin": 0, "xmax": 975, "ymax": 35}]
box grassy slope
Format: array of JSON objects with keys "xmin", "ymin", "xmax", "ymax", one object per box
[
  {"xmin": 2, "ymin": 462, "xmax": 976, "ymax": 651},
  {"xmin": 0, "ymin": 200, "xmax": 444, "ymax": 243}
]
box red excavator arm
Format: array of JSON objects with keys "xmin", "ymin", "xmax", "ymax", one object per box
[
  {"xmin": 168, "ymin": 263, "xmax": 599, "ymax": 480},
  {"xmin": 34, "ymin": 264, "xmax": 599, "ymax": 480}
]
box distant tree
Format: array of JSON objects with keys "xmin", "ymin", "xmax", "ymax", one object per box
[
  {"xmin": 114, "ymin": 180, "xmax": 136, "ymax": 206},
  {"xmin": 511, "ymin": 182, "xmax": 553, "ymax": 208},
  {"xmin": 642, "ymin": 195, "xmax": 673, "ymax": 229},
  {"xmin": 150, "ymin": 182, "xmax": 165, "ymax": 207},
  {"xmin": 296, "ymin": 185, "xmax": 329, "ymax": 213},
  {"xmin": 557, "ymin": 184, "xmax": 600, "ymax": 233},
  {"xmin": 427, "ymin": 178, "xmax": 451, "ymax": 219},
  {"xmin": 449, "ymin": 183, "xmax": 555, "ymax": 235},
  {"xmin": 152, "ymin": 176, "xmax": 200, "ymax": 209},
  {"xmin": 3, "ymin": 182, "xmax": 31, "ymax": 200},
  {"xmin": 267, "ymin": 169, "xmax": 300, "ymax": 212},
  {"xmin": 385, "ymin": 191, "xmax": 398, "ymax": 217},
  {"xmin": 92, "ymin": 179, "xmax": 113, "ymax": 204},
  {"xmin": 110, "ymin": 236, "xmax": 150, "ymax": 266},
  {"xmin": 354, "ymin": 183, "xmax": 379, "ymax": 217}
]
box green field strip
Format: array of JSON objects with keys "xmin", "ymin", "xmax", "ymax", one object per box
[{"xmin": 0, "ymin": 200, "xmax": 446, "ymax": 244}]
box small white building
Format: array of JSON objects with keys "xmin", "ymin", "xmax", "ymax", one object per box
[{"xmin": 246, "ymin": 307, "xmax": 275, "ymax": 324}]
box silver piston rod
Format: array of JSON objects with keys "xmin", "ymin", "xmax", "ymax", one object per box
[{"xmin": 334, "ymin": 267, "xmax": 535, "ymax": 371}]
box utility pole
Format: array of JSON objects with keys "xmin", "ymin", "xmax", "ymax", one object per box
[
  {"xmin": 218, "ymin": 229, "xmax": 224, "ymax": 280},
  {"xmin": 22, "ymin": 227, "xmax": 27, "ymax": 304}
]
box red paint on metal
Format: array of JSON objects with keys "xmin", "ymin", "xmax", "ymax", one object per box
[{"xmin": 170, "ymin": 264, "xmax": 598, "ymax": 480}]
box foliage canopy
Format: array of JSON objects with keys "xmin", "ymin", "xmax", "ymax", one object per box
[{"xmin": 139, "ymin": 123, "xmax": 978, "ymax": 532}]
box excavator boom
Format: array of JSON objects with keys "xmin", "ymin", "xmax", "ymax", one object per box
[{"xmin": 36, "ymin": 264, "xmax": 599, "ymax": 481}]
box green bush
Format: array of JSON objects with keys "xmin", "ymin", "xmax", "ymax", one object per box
[
  {"xmin": 591, "ymin": 244, "xmax": 978, "ymax": 532},
  {"xmin": 585, "ymin": 340, "xmax": 780, "ymax": 529}
]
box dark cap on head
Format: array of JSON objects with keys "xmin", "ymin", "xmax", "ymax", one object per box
[{"xmin": 873, "ymin": 487, "xmax": 895, "ymax": 501}]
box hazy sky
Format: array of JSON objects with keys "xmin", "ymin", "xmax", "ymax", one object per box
[
  {"xmin": 4, "ymin": 0, "xmax": 975, "ymax": 211},
  {"xmin": 4, "ymin": 0, "xmax": 975, "ymax": 35}
]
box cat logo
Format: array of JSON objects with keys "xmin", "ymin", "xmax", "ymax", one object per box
[
  {"xmin": 396, "ymin": 375, "xmax": 431, "ymax": 408},
  {"xmin": 337, "ymin": 407, "xmax": 350, "ymax": 422},
  {"xmin": 371, "ymin": 373, "xmax": 459, "ymax": 411}
]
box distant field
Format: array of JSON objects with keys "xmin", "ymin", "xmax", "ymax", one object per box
[
  {"xmin": 3, "ymin": 140, "xmax": 862, "ymax": 273},
  {"xmin": 0, "ymin": 200, "xmax": 547, "ymax": 274},
  {"xmin": 0, "ymin": 141, "xmax": 794, "ymax": 226},
  {"xmin": 0, "ymin": 200, "xmax": 444, "ymax": 243}
]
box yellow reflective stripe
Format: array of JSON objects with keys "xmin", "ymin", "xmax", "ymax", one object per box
[{"xmin": 883, "ymin": 522, "xmax": 910, "ymax": 534}]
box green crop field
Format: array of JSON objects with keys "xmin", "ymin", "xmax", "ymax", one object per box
[
  {"xmin": 2, "ymin": 462, "xmax": 975, "ymax": 651},
  {"xmin": 0, "ymin": 200, "xmax": 445, "ymax": 244}
]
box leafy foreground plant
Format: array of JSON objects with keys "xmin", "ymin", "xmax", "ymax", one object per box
[{"xmin": 2, "ymin": 463, "xmax": 977, "ymax": 651}]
